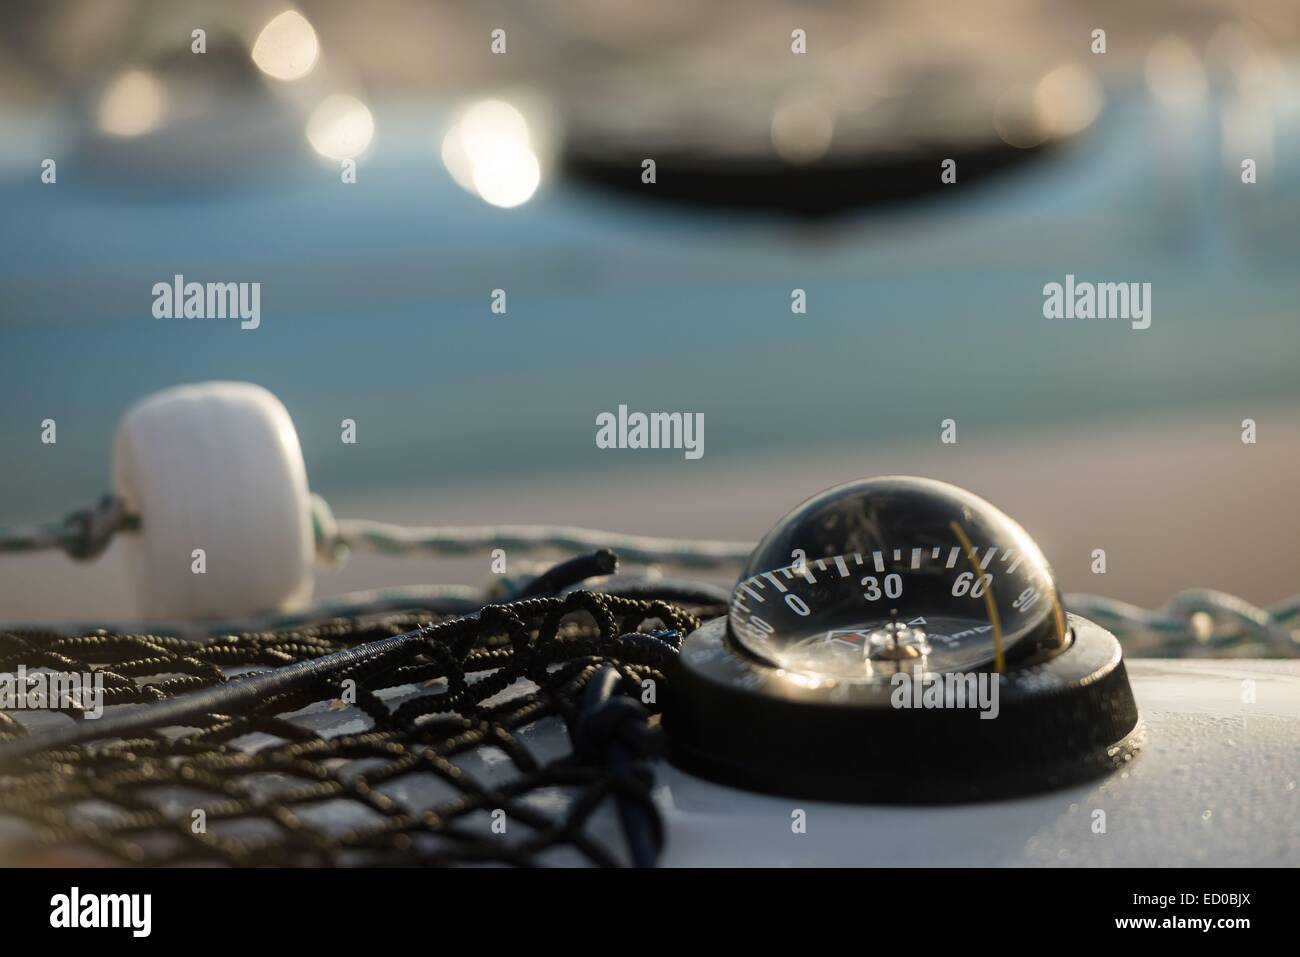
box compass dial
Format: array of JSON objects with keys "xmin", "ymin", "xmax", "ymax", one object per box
[{"xmin": 728, "ymin": 476, "xmax": 1067, "ymax": 680}]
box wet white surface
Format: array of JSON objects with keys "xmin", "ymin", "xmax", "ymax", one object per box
[
  {"xmin": 650, "ymin": 659, "xmax": 1300, "ymax": 866},
  {"xmin": 2, "ymin": 659, "xmax": 1294, "ymax": 867}
]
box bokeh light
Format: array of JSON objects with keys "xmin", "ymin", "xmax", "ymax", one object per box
[
  {"xmin": 251, "ymin": 10, "xmax": 320, "ymax": 82},
  {"xmin": 770, "ymin": 93, "xmax": 835, "ymax": 165},
  {"xmin": 97, "ymin": 69, "xmax": 167, "ymax": 137},
  {"xmin": 306, "ymin": 94, "xmax": 375, "ymax": 160},
  {"xmin": 441, "ymin": 99, "xmax": 542, "ymax": 208},
  {"xmin": 1145, "ymin": 36, "xmax": 1208, "ymax": 109},
  {"xmin": 1034, "ymin": 63, "xmax": 1104, "ymax": 138},
  {"xmin": 993, "ymin": 85, "xmax": 1046, "ymax": 149}
]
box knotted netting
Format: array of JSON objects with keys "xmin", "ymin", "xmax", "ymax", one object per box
[{"xmin": 0, "ymin": 589, "xmax": 719, "ymax": 867}]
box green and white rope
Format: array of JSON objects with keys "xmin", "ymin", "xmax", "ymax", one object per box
[
  {"xmin": 307, "ymin": 494, "xmax": 752, "ymax": 569},
  {"xmin": 3, "ymin": 495, "xmax": 1298, "ymax": 655},
  {"xmin": 0, "ymin": 494, "xmax": 753, "ymax": 569},
  {"xmin": 1065, "ymin": 590, "xmax": 1300, "ymax": 657}
]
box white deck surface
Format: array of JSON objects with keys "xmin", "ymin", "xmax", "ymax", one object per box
[
  {"xmin": 0, "ymin": 659, "xmax": 1294, "ymax": 867},
  {"xmin": 646, "ymin": 659, "xmax": 1300, "ymax": 866}
]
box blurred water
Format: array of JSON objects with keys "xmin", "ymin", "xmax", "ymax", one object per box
[{"xmin": 2, "ymin": 89, "xmax": 1299, "ymax": 525}]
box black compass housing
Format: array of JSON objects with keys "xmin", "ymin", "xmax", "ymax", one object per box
[
  {"xmin": 664, "ymin": 477, "xmax": 1142, "ymax": 803},
  {"xmin": 667, "ymin": 615, "xmax": 1141, "ymax": 803}
]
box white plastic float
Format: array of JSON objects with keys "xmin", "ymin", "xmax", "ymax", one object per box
[
  {"xmin": 52, "ymin": 380, "xmax": 746, "ymax": 623},
  {"xmin": 113, "ymin": 381, "xmax": 316, "ymax": 619}
]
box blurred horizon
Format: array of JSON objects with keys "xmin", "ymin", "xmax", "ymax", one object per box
[{"xmin": 2, "ymin": 0, "xmax": 1299, "ymax": 617}]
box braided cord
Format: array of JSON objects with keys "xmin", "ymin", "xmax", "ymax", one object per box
[
  {"xmin": 309, "ymin": 495, "xmax": 751, "ymax": 569},
  {"xmin": 0, "ymin": 590, "xmax": 708, "ymax": 867},
  {"xmin": 0, "ymin": 496, "xmax": 137, "ymax": 560},
  {"xmin": 1066, "ymin": 590, "xmax": 1300, "ymax": 657},
  {"xmin": 3, "ymin": 496, "xmax": 1297, "ymax": 656},
  {"xmin": 0, "ymin": 493, "xmax": 751, "ymax": 569}
]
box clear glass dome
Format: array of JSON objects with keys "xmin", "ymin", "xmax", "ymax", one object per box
[{"xmin": 728, "ymin": 476, "xmax": 1067, "ymax": 680}]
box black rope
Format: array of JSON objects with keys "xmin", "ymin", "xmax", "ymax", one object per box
[
  {"xmin": 516, "ymin": 548, "xmax": 619, "ymax": 599},
  {"xmin": 0, "ymin": 588, "xmax": 721, "ymax": 867},
  {"xmin": 572, "ymin": 665, "xmax": 665, "ymax": 867}
]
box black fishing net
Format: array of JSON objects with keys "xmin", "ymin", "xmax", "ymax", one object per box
[{"xmin": 0, "ymin": 590, "xmax": 720, "ymax": 867}]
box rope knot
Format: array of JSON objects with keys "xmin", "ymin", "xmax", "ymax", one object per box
[
  {"xmin": 310, "ymin": 493, "xmax": 348, "ymax": 566},
  {"xmin": 61, "ymin": 495, "xmax": 134, "ymax": 561},
  {"xmin": 573, "ymin": 667, "xmax": 660, "ymax": 764}
]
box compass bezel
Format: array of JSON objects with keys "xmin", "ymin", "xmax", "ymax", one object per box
[{"xmin": 666, "ymin": 614, "xmax": 1142, "ymax": 803}]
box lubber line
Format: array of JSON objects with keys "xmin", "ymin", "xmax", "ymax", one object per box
[{"xmin": 949, "ymin": 519, "xmax": 1005, "ymax": 673}]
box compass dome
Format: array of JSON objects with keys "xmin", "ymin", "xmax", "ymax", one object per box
[{"xmin": 728, "ymin": 477, "xmax": 1067, "ymax": 680}]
